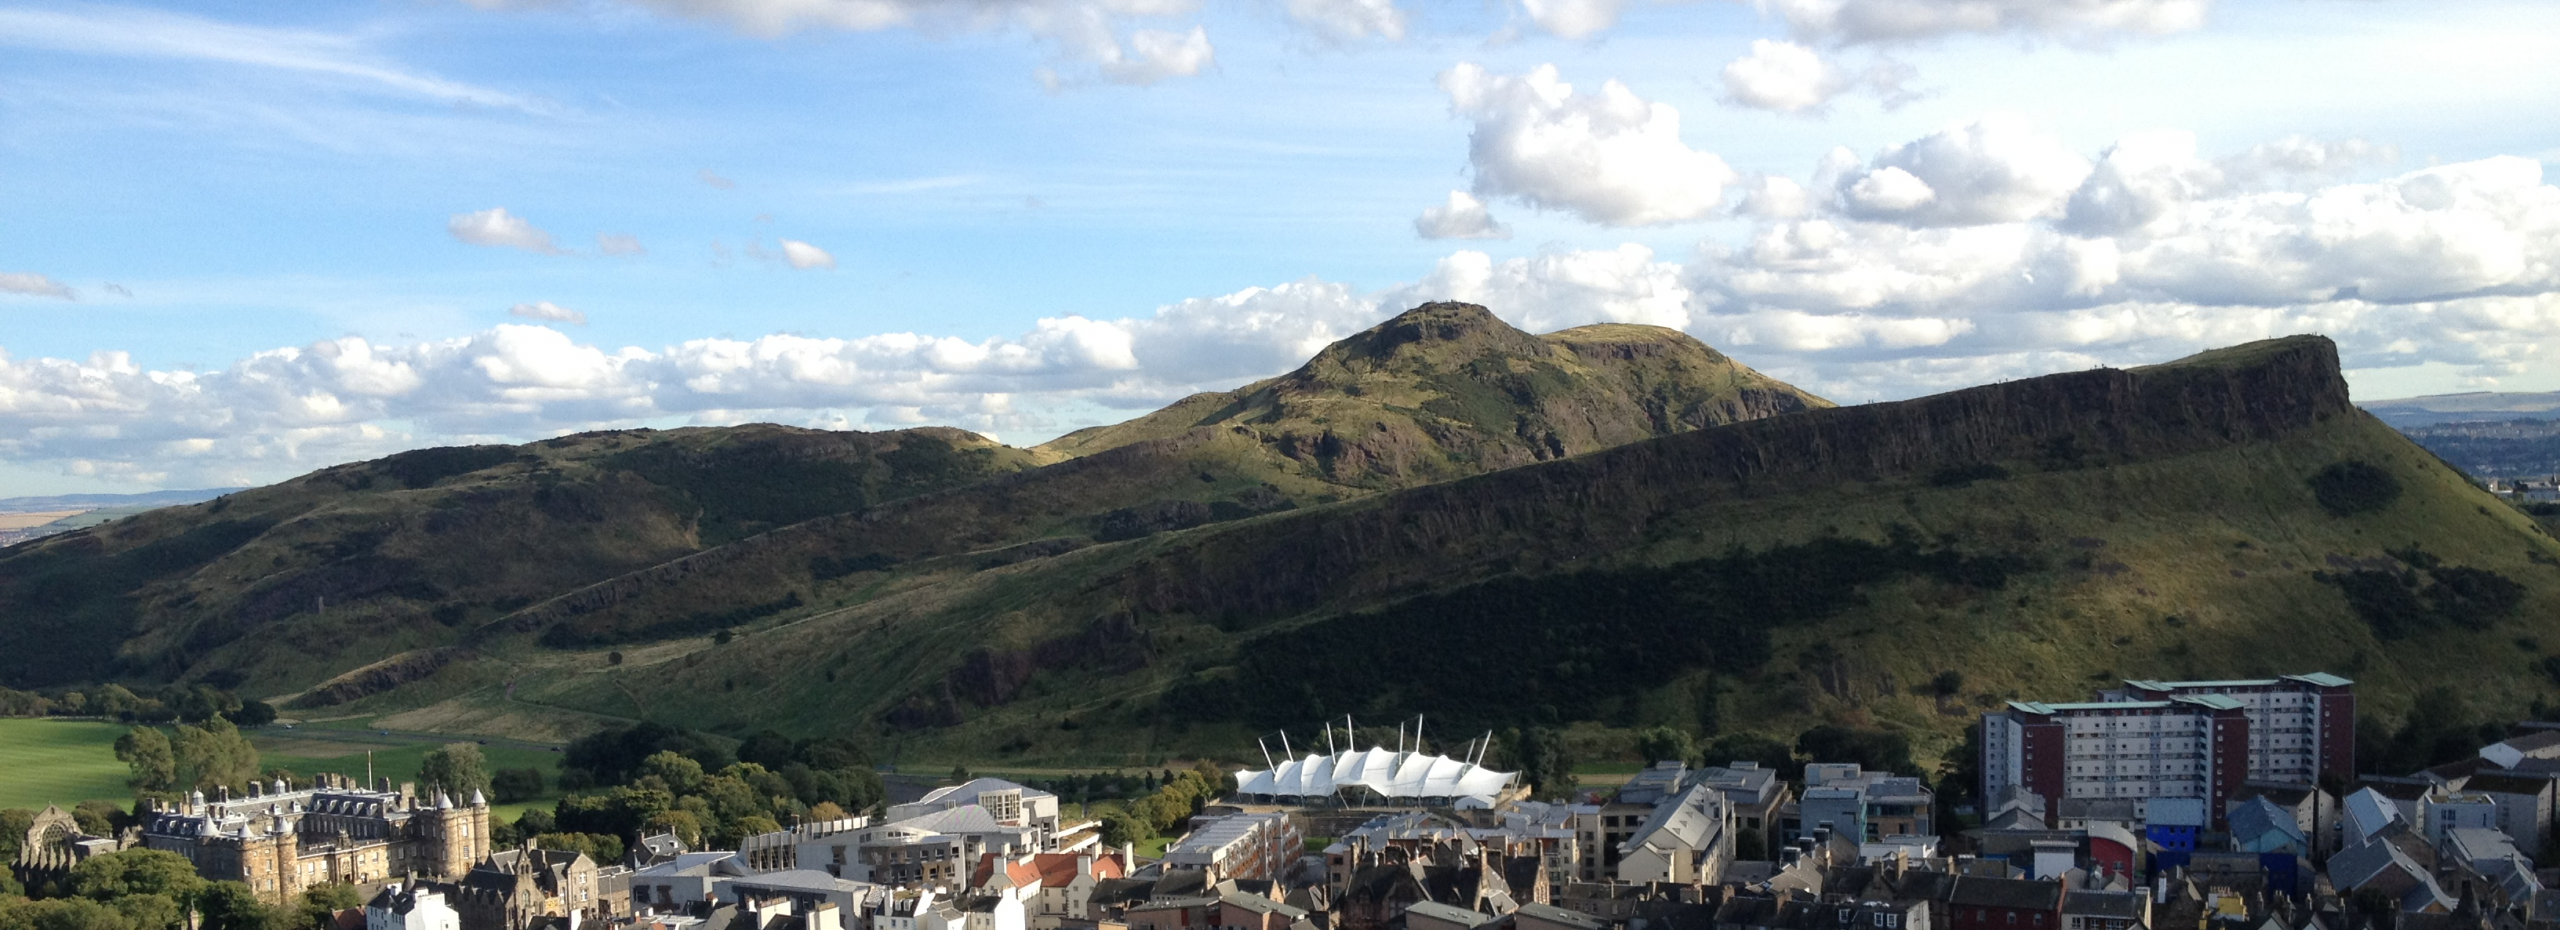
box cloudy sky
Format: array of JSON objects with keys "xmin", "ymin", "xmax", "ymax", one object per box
[{"xmin": 4, "ymin": 0, "xmax": 2559, "ymax": 493}]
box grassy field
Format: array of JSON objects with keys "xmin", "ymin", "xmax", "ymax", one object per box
[
  {"xmin": 0, "ymin": 718, "xmax": 135, "ymax": 810},
  {"xmin": 257, "ymin": 732, "xmax": 568, "ymax": 822}
]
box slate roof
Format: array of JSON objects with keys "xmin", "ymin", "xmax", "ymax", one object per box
[
  {"xmin": 1406, "ymin": 902, "xmax": 1496, "ymax": 928},
  {"xmin": 2063, "ymin": 891, "xmax": 2146, "ymax": 920},
  {"xmin": 2229, "ymin": 797, "xmax": 2305, "ymax": 845},
  {"xmin": 1513, "ymin": 903, "xmax": 1603, "ymax": 930},
  {"xmin": 1948, "ymin": 877, "xmax": 2063, "ymax": 911}
]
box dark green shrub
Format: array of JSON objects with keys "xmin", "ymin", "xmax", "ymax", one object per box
[{"xmin": 2310, "ymin": 461, "xmax": 2402, "ymax": 516}]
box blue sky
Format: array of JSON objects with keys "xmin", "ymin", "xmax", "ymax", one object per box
[{"xmin": 4, "ymin": 0, "xmax": 2559, "ymax": 493}]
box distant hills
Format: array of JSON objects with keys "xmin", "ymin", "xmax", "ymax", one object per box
[
  {"xmin": 2362, "ymin": 391, "xmax": 2560, "ymax": 477},
  {"xmin": 6, "ymin": 306, "xmax": 2558, "ymax": 774},
  {"xmin": 2362, "ymin": 390, "xmax": 2560, "ymax": 427},
  {"xmin": 0, "ymin": 489, "xmax": 244, "ymax": 514}
]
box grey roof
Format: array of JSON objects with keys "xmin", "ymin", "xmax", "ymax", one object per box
[
  {"xmin": 1406, "ymin": 902, "xmax": 1495, "ymax": 928},
  {"xmin": 1948, "ymin": 877, "xmax": 2063, "ymax": 911},
  {"xmin": 908, "ymin": 778, "xmax": 1057, "ymax": 808},
  {"xmin": 2056, "ymin": 798, "xmax": 2138, "ymax": 821},
  {"xmin": 2063, "ymin": 891, "xmax": 2146, "ymax": 920},
  {"xmin": 1622, "ymin": 784, "xmax": 1722, "ymax": 855},
  {"xmin": 2229, "ymin": 797, "xmax": 2304, "ymax": 844},
  {"xmin": 1514, "ymin": 903, "xmax": 1605, "ymax": 930},
  {"xmin": 886, "ymin": 805, "xmax": 1005, "ymax": 835},
  {"xmin": 726, "ymin": 870, "xmax": 870, "ymax": 895},
  {"xmin": 2464, "ymin": 771, "xmax": 2555, "ymax": 796},
  {"xmin": 2328, "ymin": 839, "xmax": 2420, "ymax": 891},
  {"xmin": 1865, "ymin": 778, "xmax": 1931, "ymax": 803}
]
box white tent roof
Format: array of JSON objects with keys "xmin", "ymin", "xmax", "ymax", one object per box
[{"xmin": 1236, "ymin": 748, "xmax": 1516, "ymax": 806}]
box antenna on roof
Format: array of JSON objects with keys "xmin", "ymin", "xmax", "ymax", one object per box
[
  {"xmin": 1397, "ymin": 720, "xmax": 1406, "ymax": 754},
  {"xmin": 1280, "ymin": 730, "xmax": 1292, "ymax": 760},
  {"xmin": 1479, "ymin": 730, "xmax": 1494, "ymax": 766},
  {"xmin": 1416, "ymin": 714, "xmax": 1425, "ymax": 754},
  {"xmin": 1346, "ymin": 714, "xmax": 1356, "ymax": 751},
  {"xmin": 1258, "ymin": 736, "xmax": 1275, "ymax": 771},
  {"xmin": 1325, "ymin": 722, "xmax": 1336, "ymax": 755}
]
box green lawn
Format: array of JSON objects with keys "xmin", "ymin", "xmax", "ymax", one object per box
[{"xmin": 0, "ymin": 718, "xmax": 135, "ymax": 810}]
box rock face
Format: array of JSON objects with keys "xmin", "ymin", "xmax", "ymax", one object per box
[{"xmin": 1071, "ymin": 335, "xmax": 2360, "ymax": 630}]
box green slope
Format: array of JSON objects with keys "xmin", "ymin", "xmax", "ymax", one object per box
[
  {"xmin": 0, "ymin": 425, "xmax": 1046, "ymax": 696},
  {"xmin": 376, "ymin": 335, "xmax": 2560, "ymax": 772}
]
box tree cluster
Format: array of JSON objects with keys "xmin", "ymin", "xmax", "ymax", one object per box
[
  {"xmin": 113, "ymin": 718, "xmax": 261, "ymax": 795},
  {"xmin": 0, "ymin": 846, "xmax": 347, "ymax": 930},
  {"xmin": 0, "ymin": 683, "xmax": 273, "ymax": 727},
  {"xmin": 533, "ymin": 735, "xmax": 882, "ymax": 854}
]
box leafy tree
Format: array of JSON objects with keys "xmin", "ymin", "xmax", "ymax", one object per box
[
  {"xmin": 1929, "ymin": 670, "xmax": 1965, "ymax": 698},
  {"xmin": 635, "ymin": 753, "xmax": 705, "ymax": 796},
  {"xmin": 114, "ymin": 728, "xmax": 177, "ymax": 794},
  {"xmin": 222, "ymin": 702, "xmax": 277, "ymax": 728},
  {"xmin": 68, "ymin": 849, "xmax": 206, "ymax": 903},
  {"xmin": 1098, "ymin": 808, "xmax": 1147, "ymax": 848},
  {"xmin": 530, "ymin": 833, "xmax": 625, "ymax": 865},
  {"xmin": 515, "ymin": 809, "xmax": 557, "ymax": 837},
  {"xmin": 490, "ymin": 768, "xmax": 545, "ymax": 804},
  {"xmin": 1695, "ymin": 674, "xmax": 1722, "ymax": 738},
  {"xmin": 736, "ymin": 731, "xmax": 796, "ymax": 771},
  {"xmin": 808, "ymin": 801, "xmax": 848, "ymax": 821},
  {"xmin": 719, "ymin": 815, "xmax": 783, "ymax": 847},
  {"xmin": 0, "ymin": 809, "xmax": 34, "ymax": 863},
  {"xmin": 417, "ymin": 744, "xmax": 490, "ymax": 798},
  {"xmin": 1509, "ymin": 727, "xmax": 1576, "ymax": 799},
  {"xmin": 641, "ymin": 811, "xmax": 702, "ymax": 848},
  {"xmin": 0, "ymin": 895, "xmax": 141, "ymax": 930},
  {"xmin": 108, "ymin": 895, "xmax": 180, "ymax": 930},
  {"xmin": 70, "ymin": 801, "xmax": 127, "ymax": 837},
  {"xmin": 2311, "ymin": 461, "xmax": 2402, "ymax": 516},
  {"xmin": 1635, "ymin": 727, "xmax": 1694, "ymax": 766},
  {"xmin": 196, "ymin": 882, "xmax": 275, "ymax": 930},
  {"xmin": 170, "ymin": 718, "xmax": 259, "ymax": 791},
  {"xmin": 1795, "ymin": 726, "xmax": 1917, "ymax": 777},
  {"xmin": 949, "ymin": 764, "xmax": 972, "ymax": 784},
  {"xmin": 291, "ymin": 885, "xmax": 362, "ymax": 930}
]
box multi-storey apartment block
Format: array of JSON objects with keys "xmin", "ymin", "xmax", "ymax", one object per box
[{"xmin": 1981, "ymin": 674, "xmax": 2353, "ymax": 829}]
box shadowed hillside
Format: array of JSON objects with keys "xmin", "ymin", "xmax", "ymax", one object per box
[
  {"xmin": 0, "ymin": 426, "xmax": 1046, "ymax": 692},
  {"xmin": 447, "ymin": 335, "xmax": 2560, "ymax": 771}
]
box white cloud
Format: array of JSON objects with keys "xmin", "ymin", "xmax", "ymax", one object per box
[
  {"xmin": 1439, "ymin": 63, "xmax": 1738, "ymax": 227},
  {"xmin": 1757, "ymin": 0, "xmax": 2211, "ymax": 46},
  {"xmin": 509, "ymin": 301, "xmax": 588, "ymax": 325},
  {"xmin": 0, "ymin": 6, "xmax": 536, "ymax": 111},
  {"xmin": 1286, "ymin": 0, "xmax": 1406, "ymax": 41},
  {"xmin": 483, "ymin": 0, "xmax": 1221, "ymax": 86},
  {"xmin": 1720, "ymin": 40, "xmax": 1845, "ymax": 113},
  {"xmin": 1390, "ymin": 245, "xmax": 1692, "ymax": 332},
  {"xmin": 1, "ymin": 273, "xmax": 77, "ymax": 300},
  {"xmin": 1517, "ymin": 0, "xmax": 1624, "ymax": 39},
  {"xmin": 699, "ymin": 169, "xmax": 737, "ymax": 190},
  {"xmin": 1415, "ymin": 191, "xmax": 1513, "ymax": 240},
  {"xmin": 597, "ymin": 234, "xmax": 647, "ymax": 255},
  {"xmin": 1834, "ymin": 115, "xmax": 2091, "ymax": 226},
  {"xmin": 780, "ymin": 240, "xmax": 839, "ymax": 270},
  {"xmin": 448, "ymin": 207, "xmax": 565, "ymax": 254},
  {"xmin": 1096, "ymin": 27, "xmax": 1214, "ymax": 84}
]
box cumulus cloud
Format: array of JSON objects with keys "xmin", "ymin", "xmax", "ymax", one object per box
[
  {"xmin": 1834, "ymin": 115, "xmax": 2091, "ymax": 226},
  {"xmin": 1415, "ymin": 191, "xmax": 1513, "ymax": 240},
  {"xmin": 448, "ymin": 207, "xmax": 564, "ymax": 254},
  {"xmin": 509, "ymin": 301, "xmax": 588, "ymax": 325},
  {"xmin": 1440, "ymin": 63, "xmax": 1738, "ymax": 227},
  {"xmin": 1, "ymin": 273, "xmax": 77, "ymax": 299},
  {"xmin": 478, "ymin": 0, "xmax": 1220, "ymax": 87},
  {"xmin": 1095, "ymin": 26, "xmax": 1214, "ymax": 84},
  {"xmin": 1286, "ymin": 0, "xmax": 1405, "ymax": 41},
  {"xmin": 1720, "ymin": 40, "xmax": 1845, "ymax": 113},
  {"xmin": 597, "ymin": 234, "xmax": 647, "ymax": 255},
  {"xmin": 780, "ymin": 240, "xmax": 838, "ymax": 270},
  {"xmin": 1387, "ymin": 245, "xmax": 1691, "ymax": 332},
  {"xmin": 1517, "ymin": 0, "xmax": 1625, "ymax": 39},
  {"xmin": 1757, "ymin": 0, "xmax": 2211, "ymax": 46}
]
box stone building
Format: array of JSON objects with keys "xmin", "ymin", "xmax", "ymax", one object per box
[
  {"xmin": 455, "ymin": 847, "xmax": 603, "ymax": 930},
  {"xmin": 141, "ymin": 773, "xmax": 490, "ymax": 903}
]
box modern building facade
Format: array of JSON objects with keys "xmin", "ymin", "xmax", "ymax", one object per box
[{"xmin": 1981, "ymin": 674, "xmax": 2353, "ymax": 829}]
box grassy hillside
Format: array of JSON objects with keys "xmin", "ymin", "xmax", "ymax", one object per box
[
  {"xmin": 0, "ymin": 425, "xmax": 1046, "ymax": 695},
  {"xmin": 472, "ymin": 304, "xmax": 1831, "ymax": 650},
  {"xmin": 321, "ymin": 336, "xmax": 2560, "ymax": 778}
]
